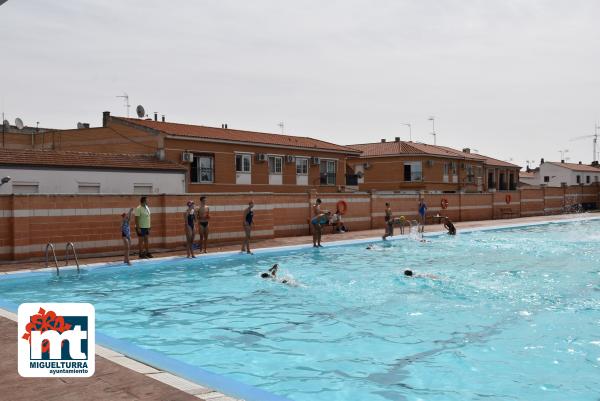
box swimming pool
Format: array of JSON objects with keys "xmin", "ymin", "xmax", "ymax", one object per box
[{"xmin": 1, "ymin": 217, "xmax": 599, "ymax": 401}]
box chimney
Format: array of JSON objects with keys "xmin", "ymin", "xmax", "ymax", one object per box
[
  {"xmin": 394, "ymin": 137, "xmax": 400, "ymax": 142},
  {"xmin": 561, "ymin": 159, "xmax": 565, "ymax": 163},
  {"xmin": 381, "ymin": 139, "xmax": 386, "ymax": 143},
  {"xmin": 462, "ymin": 148, "xmax": 470, "ymax": 154},
  {"xmin": 591, "ymin": 161, "xmax": 599, "ymax": 167},
  {"xmin": 161, "ymin": 115, "xmax": 165, "ymax": 122},
  {"xmin": 540, "ymin": 158, "xmax": 545, "ymax": 164},
  {"xmin": 579, "ymin": 161, "xmax": 582, "ymax": 164},
  {"xmin": 102, "ymin": 111, "xmax": 110, "ymax": 127},
  {"xmin": 83, "ymin": 123, "xmax": 90, "ymax": 129},
  {"xmin": 154, "ymin": 112, "xmax": 158, "ymax": 122}
]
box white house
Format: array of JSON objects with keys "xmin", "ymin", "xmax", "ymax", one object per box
[
  {"xmin": 0, "ymin": 149, "xmax": 186, "ymax": 194},
  {"xmin": 519, "ymin": 160, "xmax": 600, "ymax": 187}
]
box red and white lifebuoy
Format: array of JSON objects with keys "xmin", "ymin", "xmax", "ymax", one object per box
[
  {"xmin": 440, "ymin": 198, "xmax": 449, "ymax": 209},
  {"xmin": 505, "ymin": 194, "xmax": 512, "ymax": 204},
  {"xmin": 336, "ymin": 200, "xmax": 348, "ymax": 215}
]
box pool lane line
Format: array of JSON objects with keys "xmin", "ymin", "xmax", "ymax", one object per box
[
  {"xmin": 0, "ymin": 299, "xmax": 293, "ymax": 401},
  {"xmin": 1, "ymin": 214, "xmax": 600, "ymax": 281}
]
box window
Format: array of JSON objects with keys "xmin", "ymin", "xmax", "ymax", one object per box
[
  {"xmin": 78, "ymin": 183, "xmax": 100, "ymax": 194},
  {"xmin": 296, "ymin": 158, "xmax": 308, "ymax": 175},
  {"xmin": 544, "ymin": 176, "xmax": 550, "ymax": 183},
  {"xmin": 268, "ymin": 156, "xmax": 283, "ymax": 174},
  {"xmin": 443, "ymin": 163, "xmax": 449, "ymax": 176},
  {"xmin": 235, "ymin": 154, "xmax": 251, "ymax": 173},
  {"xmin": 466, "ymin": 164, "xmax": 474, "ymax": 183},
  {"xmin": 190, "ymin": 155, "xmax": 214, "ymax": 183},
  {"xmin": 320, "ymin": 160, "xmax": 337, "ymax": 185},
  {"xmin": 576, "ymin": 175, "xmax": 581, "ymax": 184},
  {"xmin": 403, "ymin": 161, "xmax": 422, "ymax": 182},
  {"xmin": 12, "ymin": 182, "xmax": 39, "ymax": 194},
  {"xmin": 586, "ymin": 175, "xmax": 591, "ymax": 184},
  {"xmin": 133, "ymin": 184, "xmax": 153, "ymax": 194}
]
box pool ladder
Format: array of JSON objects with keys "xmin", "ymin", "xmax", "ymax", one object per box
[{"xmin": 45, "ymin": 242, "xmax": 80, "ymax": 275}]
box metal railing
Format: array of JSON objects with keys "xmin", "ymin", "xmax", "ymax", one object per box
[
  {"xmin": 45, "ymin": 242, "xmax": 59, "ymax": 274},
  {"xmin": 65, "ymin": 242, "xmax": 80, "ymax": 273}
]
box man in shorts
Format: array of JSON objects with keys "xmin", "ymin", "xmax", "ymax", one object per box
[{"xmin": 135, "ymin": 196, "xmax": 152, "ymax": 258}]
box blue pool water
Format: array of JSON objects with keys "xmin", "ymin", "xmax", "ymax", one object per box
[{"xmin": 1, "ymin": 218, "xmax": 600, "ymax": 401}]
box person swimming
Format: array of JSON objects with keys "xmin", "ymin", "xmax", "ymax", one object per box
[
  {"xmin": 403, "ymin": 269, "xmax": 439, "ymax": 279},
  {"xmin": 261, "ymin": 264, "xmax": 298, "ymax": 286}
]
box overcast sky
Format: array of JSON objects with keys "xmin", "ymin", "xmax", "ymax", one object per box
[{"xmin": 1, "ymin": 0, "xmax": 599, "ymax": 168}]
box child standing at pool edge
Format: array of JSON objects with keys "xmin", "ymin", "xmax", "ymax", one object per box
[{"xmin": 121, "ymin": 208, "xmax": 133, "ymax": 265}]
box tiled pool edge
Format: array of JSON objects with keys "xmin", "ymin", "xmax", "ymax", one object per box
[{"xmin": 0, "ymin": 299, "xmax": 291, "ymax": 401}]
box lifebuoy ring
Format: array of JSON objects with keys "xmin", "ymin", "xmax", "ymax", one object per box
[
  {"xmin": 505, "ymin": 194, "xmax": 512, "ymax": 204},
  {"xmin": 336, "ymin": 200, "xmax": 348, "ymax": 215},
  {"xmin": 440, "ymin": 198, "xmax": 449, "ymax": 209}
]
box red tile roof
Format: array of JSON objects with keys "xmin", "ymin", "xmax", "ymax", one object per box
[
  {"xmin": 547, "ymin": 161, "xmax": 600, "ymax": 172},
  {"xmin": 118, "ymin": 118, "xmax": 360, "ymax": 154},
  {"xmin": 348, "ymin": 141, "xmax": 520, "ymax": 168},
  {"xmin": 519, "ymin": 171, "xmax": 536, "ymax": 178},
  {"xmin": 0, "ymin": 149, "xmax": 186, "ymax": 171},
  {"xmin": 349, "ymin": 141, "xmax": 479, "ymax": 158}
]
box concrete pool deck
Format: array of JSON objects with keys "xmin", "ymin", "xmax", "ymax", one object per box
[{"xmin": 0, "ymin": 212, "xmax": 597, "ymax": 401}]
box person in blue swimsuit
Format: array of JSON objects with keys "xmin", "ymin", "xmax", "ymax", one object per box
[
  {"xmin": 184, "ymin": 200, "xmax": 196, "ymax": 258},
  {"xmin": 241, "ymin": 200, "xmax": 255, "ymax": 254},
  {"xmin": 121, "ymin": 208, "xmax": 133, "ymax": 265},
  {"xmin": 418, "ymin": 198, "xmax": 427, "ymax": 233}
]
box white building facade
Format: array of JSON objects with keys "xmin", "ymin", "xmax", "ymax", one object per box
[{"xmin": 519, "ymin": 161, "xmax": 600, "ymax": 187}]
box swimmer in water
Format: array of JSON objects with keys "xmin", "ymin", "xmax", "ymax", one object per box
[
  {"xmin": 260, "ymin": 264, "xmax": 298, "ymax": 286},
  {"xmin": 403, "ymin": 269, "xmax": 439, "ymax": 279},
  {"xmin": 443, "ymin": 217, "xmax": 456, "ymax": 235}
]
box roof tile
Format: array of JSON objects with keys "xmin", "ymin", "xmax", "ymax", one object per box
[
  {"xmin": 0, "ymin": 149, "xmax": 186, "ymax": 171},
  {"xmin": 119, "ymin": 118, "xmax": 360, "ymax": 154}
]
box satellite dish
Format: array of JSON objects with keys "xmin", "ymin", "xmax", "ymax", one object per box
[
  {"xmin": 136, "ymin": 105, "xmax": 145, "ymax": 118},
  {"xmin": 15, "ymin": 118, "xmax": 24, "ymax": 130},
  {"xmin": 77, "ymin": 122, "xmax": 84, "ymax": 129}
]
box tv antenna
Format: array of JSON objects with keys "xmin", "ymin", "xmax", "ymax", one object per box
[
  {"xmin": 558, "ymin": 149, "xmax": 569, "ymax": 161},
  {"xmin": 570, "ymin": 124, "xmax": 599, "ymax": 163},
  {"xmin": 136, "ymin": 105, "xmax": 145, "ymax": 118},
  {"xmin": 278, "ymin": 121, "xmax": 284, "ymax": 134},
  {"xmin": 428, "ymin": 116, "xmax": 436, "ymax": 145},
  {"xmin": 116, "ymin": 92, "xmax": 130, "ymax": 117},
  {"xmin": 401, "ymin": 123, "xmax": 412, "ymax": 141},
  {"xmin": 15, "ymin": 117, "xmax": 24, "ymax": 130}
]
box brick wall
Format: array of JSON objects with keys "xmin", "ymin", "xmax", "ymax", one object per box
[{"xmin": 0, "ymin": 185, "xmax": 598, "ymax": 262}]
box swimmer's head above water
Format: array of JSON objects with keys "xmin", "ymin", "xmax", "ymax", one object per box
[
  {"xmin": 261, "ymin": 264, "xmax": 279, "ymax": 278},
  {"xmin": 404, "ymin": 269, "xmax": 413, "ymax": 277}
]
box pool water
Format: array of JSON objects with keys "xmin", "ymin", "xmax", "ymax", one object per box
[{"xmin": 1, "ymin": 219, "xmax": 600, "ymax": 401}]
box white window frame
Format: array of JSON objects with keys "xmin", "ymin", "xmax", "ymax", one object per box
[
  {"xmin": 12, "ymin": 181, "xmax": 39, "ymax": 194},
  {"xmin": 133, "ymin": 184, "xmax": 153, "ymax": 194},
  {"xmin": 296, "ymin": 157, "xmax": 309, "ymax": 175},
  {"xmin": 268, "ymin": 155, "xmax": 283, "ymax": 175},
  {"xmin": 235, "ymin": 153, "xmax": 252, "ymax": 173},
  {"xmin": 78, "ymin": 182, "xmax": 101, "ymax": 194}
]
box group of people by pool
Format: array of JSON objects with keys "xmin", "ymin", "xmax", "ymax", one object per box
[
  {"xmin": 120, "ymin": 196, "xmax": 456, "ymax": 265},
  {"xmin": 120, "ymin": 195, "xmax": 255, "ymax": 264}
]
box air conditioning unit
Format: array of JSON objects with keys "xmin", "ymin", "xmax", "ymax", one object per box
[
  {"xmin": 256, "ymin": 153, "xmax": 267, "ymax": 162},
  {"xmin": 286, "ymin": 155, "xmax": 295, "ymax": 163},
  {"xmin": 181, "ymin": 152, "xmax": 194, "ymax": 163},
  {"xmin": 363, "ymin": 162, "xmax": 371, "ymax": 169},
  {"xmin": 427, "ymin": 160, "xmax": 434, "ymax": 167},
  {"xmin": 311, "ymin": 157, "xmax": 321, "ymax": 166}
]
